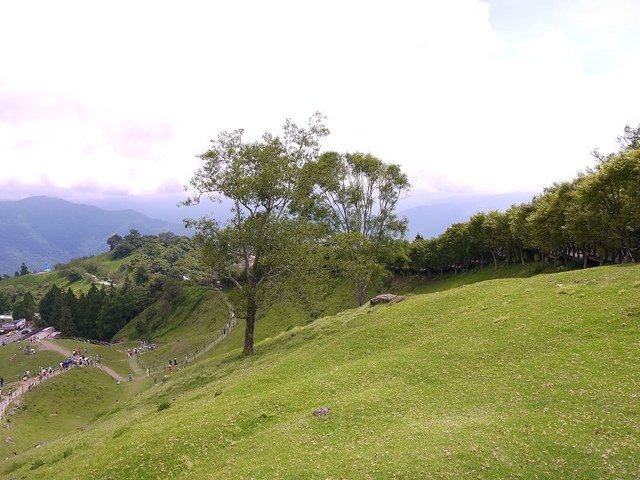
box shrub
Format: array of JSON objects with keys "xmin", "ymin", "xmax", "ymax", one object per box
[{"xmin": 157, "ymin": 400, "xmax": 171, "ymax": 412}]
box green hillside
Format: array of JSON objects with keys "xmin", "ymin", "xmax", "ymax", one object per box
[
  {"xmin": 2, "ymin": 264, "xmax": 639, "ymax": 478},
  {"xmin": 0, "ymin": 368, "xmax": 142, "ymax": 462},
  {"xmin": 0, "ymin": 196, "xmax": 179, "ymax": 276},
  {"xmin": 115, "ymin": 286, "xmax": 230, "ymax": 370}
]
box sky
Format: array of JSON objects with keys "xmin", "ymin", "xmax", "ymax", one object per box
[{"xmin": 1, "ymin": 0, "xmax": 639, "ymax": 207}]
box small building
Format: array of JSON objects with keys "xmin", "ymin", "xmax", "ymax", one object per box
[
  {"xmin": 0, "ymin": 314, "xmax": 13, "ymax": 322},
  {"xmin": 1, "ymin": 319, "xmax": 27, "ymax": 331}
]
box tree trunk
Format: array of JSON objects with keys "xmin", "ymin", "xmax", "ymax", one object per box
[
  {"xmin": 520, "ymin": 247, "xmax": 525, "ymax": 265},
  {"xmin": 355, "ymin": 280, "xmax": 368, "ymax": 307},
  {"xmin": 243, "ymin": 294, "xmax": 257, "ymax": 355},
  {"xmin": 624, "ymin": 231, "xmax": 631, "ymax": 263}
]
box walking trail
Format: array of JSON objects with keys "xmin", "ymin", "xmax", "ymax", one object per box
[
  {"xmin": 1, "ymin": 301, "xmax": 238, "ymax": 420},
  {"xmin": 39, "ymin": 340, "xmax": 128, "ymax": 382},
  {"xmin": 133, "ymin": 301, "xmax": 238, "ymax": 373},
  {"xmin": 0, "ymin": 340, "xmax": 131, "ymax": 420}
]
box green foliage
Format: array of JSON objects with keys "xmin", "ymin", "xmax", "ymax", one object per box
[
  {"xmin": 58, "ymin": 266, "xmax": 83, "ymax": 283},
  {"xmin": 19, "ymin": 262, "xmax": 29, "ymax": 276},
  {"xmin": 157, "ymin": 400, "xmax": 171, "ymax": 411},
  {"xmin": 0, "ymin": 289, "xmax": 11, "ymax": 313},
  {"xmin": 304, "ymin": 151, "xmax": 410, "ymax": 305},
  {"xmin": 184, "ymin": 113, "xmax": 330, "ymax": 355},
  {"xmin": 12, "ymin": 291, "xmax": 37, "ymax": 320}
]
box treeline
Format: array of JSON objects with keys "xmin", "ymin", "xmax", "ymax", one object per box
[
  {"xmin": 395, "ymin": 128, "xmax": 640, "ymax": 276},
  {"xmin": 2, "ymin": 231, "xmax": 197, "ymax": 339},
  {"xmin": 38, "ymin": 277, "xmax": 182, "ymax": 341}
]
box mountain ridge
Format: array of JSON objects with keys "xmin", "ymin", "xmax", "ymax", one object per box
[{"xmin": 0, "ymin": 196, "xmax": 183, "ymax": 275}]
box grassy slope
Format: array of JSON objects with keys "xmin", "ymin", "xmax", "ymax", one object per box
[
  {"xmin": 2, "ymin": 264, "xmax": 639, "ymax": 479},
  {"xmin": 115, "ymin": 286, "xmax": 230, "ymax": 370},
  {"xmin": 0, "ymin": 252, "xmax": 126, "ymax": 299},
  {"xmin": 207, "ymin": 264, "xmax": 541, "ymax": 359},
  {"xmin": 0, "ymin": 368, "xmax": 142, "ymax": 464},
  {"xmin": 49, "ymin": 339, "xmax": 133, "ymax": 379},
  {"xmin": 0, "ymin": 271, "xmax": 91, "ymax": 297},
  {"xmin": 0, "ymin": 343, "xmax": 64, "ymax": 385}
]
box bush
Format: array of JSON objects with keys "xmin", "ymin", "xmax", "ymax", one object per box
[
  {"xmin": 30, "ymin": 459, "xmax": 45, "ymax": 470},
  {"xmin": 157, "ymin": 400, "xmax": 171, "ymax": 411},
  {"xmin": 60, "ymin": 267, "xmax": 83, "ymax": 283}
]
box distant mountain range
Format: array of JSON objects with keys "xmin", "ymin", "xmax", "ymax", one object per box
[
  {"xmin": 0, "ymin": 192, "xmax": 535, "ymax": 275},
  {"xmin": 0, "ymin": 196, "xmax": 182, "ymax": 275},
  {"xmin": 400, "ymin": 192, "xmax": 535, "ymax": 239}
]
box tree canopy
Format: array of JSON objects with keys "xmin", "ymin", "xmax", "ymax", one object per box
[
  {"xmin": 305, "ymin": 151, "xmax": 410, "ymax": 305},
  {"xmin": 184, "ymin": 113, "xmax": 330, "ymax": 355}
]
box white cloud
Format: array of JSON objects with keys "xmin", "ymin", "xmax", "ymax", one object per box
[{"xmin": 0, "ymin": 0, "xmax": 638, "ymax": 199}]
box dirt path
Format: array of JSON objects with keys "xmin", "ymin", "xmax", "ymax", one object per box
[
  {"xmin": 39, "ymin": 339, "xmax": 72, "ymax": 356},
  {"xmin": 97, "ymin": 364, "xmax": 127, "ymax": 382}
]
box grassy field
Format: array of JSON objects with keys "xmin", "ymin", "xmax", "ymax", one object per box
[
  {"xmin": 0, "ymin": 368, "xmax": 143, "ymax": 462},
  {"xmin": 2, "ymin": 263, "xmax": 638, "ymax": 478},
  {"xmin": 0, "ymin": 342, "xmax": 65, "ymax": 385}
]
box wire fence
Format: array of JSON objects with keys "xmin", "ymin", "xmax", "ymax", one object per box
[
  {"xmin": 0, "ymin": 307, "xmax": 238, "ymax": 419},
  {"xmin": 133, "ymin": 308, "xmax": 237, "ymax": 377},
  {"xmin": 0, "ymin": 363, "xmax": 74, "ymax": 420}
]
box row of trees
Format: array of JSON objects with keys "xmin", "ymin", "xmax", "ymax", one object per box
[
  {"xmin": 185, "ymin": 118, "xmax": 639, "ymax": 355},
  {"xmin": 37, "ymin": 276, "xmax": 184, "ymax": 340},
  {"xmin": 400, "ymin": 127, "xmax": 640, "ymax": 276}
]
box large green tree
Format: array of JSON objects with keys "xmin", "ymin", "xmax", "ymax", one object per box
[
  {"xmin": 12, "ymin": 291, "xmax": 36, "ymax": 320},
  {"xmin": 184, "ymin": 114, "xmax": 329, "ymax": 355},
  {"xmin": 305, "ymin": 152, "xmax": 410, "ymax": 305}
]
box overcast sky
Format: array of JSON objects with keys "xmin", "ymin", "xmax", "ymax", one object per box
[{"xmin": 1, "ymin": 0, "xmax": 639, "ymax": 205}]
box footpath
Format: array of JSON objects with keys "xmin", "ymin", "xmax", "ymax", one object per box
[
  {"xmin": 0, "ymin": 341, "xmax": 126, "ymax": 421},
  {"xmin": 0, "ymin": 367, "xmax": 65, "ymax": 420},
  {"xmin": 133, "ymin": 303, "xmax": 237, "ymax": 375},
  {"xmin": 0, "ymin": 303, "xmax": 238, "ymax": 420}
]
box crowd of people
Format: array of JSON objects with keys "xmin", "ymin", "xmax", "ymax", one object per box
[{"xmin": 126, "ymin": 342, "xmax": 156, "ymax": 358}]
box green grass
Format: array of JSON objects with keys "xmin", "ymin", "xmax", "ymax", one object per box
[
  {"xmin": 0, "ymin": 368, "xmax": 139, "ymax": 462},
  {"xmin": 115, "ymin": 287, "xmax": 230, "ymax": 371},
  {"xmin": 0, "ymin": 343, "xmax": 64, "ymax": 385},
  {"xmin": 3, "ymin": 264, "xmax": 639, "ymax": 478},
  {"xmin": 48, "ymin": 340, "xmax": 132, "ymax": 379},
  {"xmin": 390, "ymin": 262, "xmax": 547, "ymax": 296}
]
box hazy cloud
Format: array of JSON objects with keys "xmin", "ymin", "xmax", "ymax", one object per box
[{"xmin": 0, "ymin": 0, "xmax": 638, "ymax": 200}]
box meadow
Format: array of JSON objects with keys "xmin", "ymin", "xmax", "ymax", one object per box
[{"xmin": 1, "ymin": 264, "xmax": 638, "ymax": 478}]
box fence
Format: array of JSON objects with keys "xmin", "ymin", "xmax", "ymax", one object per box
[
  {"xmin": 0, "ymin": 365, "xmax": 67, "ymax": 420},
  {"xmin": 133, "ymin": 307, "xmax": 237, "ymax": 376},
  {"xmin": 0, "ymin": 306, "xmax": 238, "ymax": 420}
]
